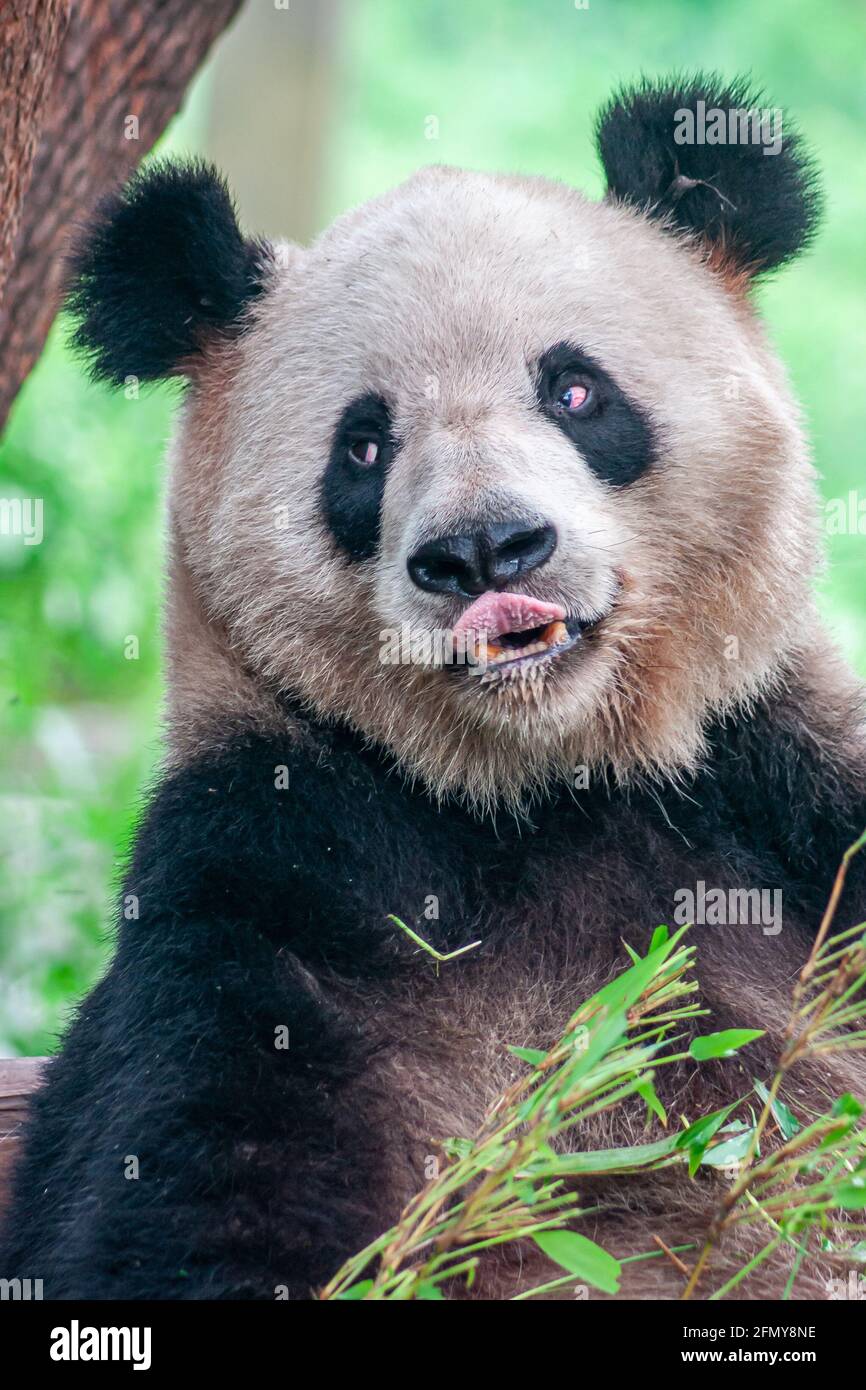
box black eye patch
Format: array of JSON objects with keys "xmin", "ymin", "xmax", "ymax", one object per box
[
  {"xmin": 535, "ymin": 342, "xmax": 657, "ymax": 487},
  {"xmin": 320, "ymin": 393, "xmax": 396, "ymax": 560}
]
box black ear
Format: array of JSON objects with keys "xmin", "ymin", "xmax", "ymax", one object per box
[
  {"xmin": 596, "ymin": 75, "xmax": 822, "ymax": 276},
  {"xmin": 66, "ymin": 159, "xmax": 271, "ymax": 386}
]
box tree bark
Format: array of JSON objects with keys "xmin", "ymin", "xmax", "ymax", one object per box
[
  {"xmin": 0, "ymin": 0, "xmax": 245, "ymax": 434},
  {"xmin": 0, "ymin": 1058, "xmax": 46, "ymax": 1219},
  {"xmin": 0, "ymin": 0, "xmax": 71, "ymax": 301}
]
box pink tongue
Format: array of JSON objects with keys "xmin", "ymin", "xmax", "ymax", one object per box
[{"xmin": 452, "ymin": 592, "xmax": 566, "ymax": 642}]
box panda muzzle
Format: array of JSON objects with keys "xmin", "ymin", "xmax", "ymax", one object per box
[{"xmin": 451, "ymin": 592, "xmax": 574, "ymax": 669}]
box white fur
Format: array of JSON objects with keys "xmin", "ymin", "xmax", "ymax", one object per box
[{"xmin": 167, "ymin": 165, "xmax": 819, "ymax": 808}]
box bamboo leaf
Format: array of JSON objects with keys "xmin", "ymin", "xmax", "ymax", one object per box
[
  {"xmin": 636, "ymin": 1077, "xmax": 667, "ymax": 1127},
  {"xmin": 832, "ymin": 1093, "xmax": 864, "ymax": 1119},
  {"xmin": 507, "ymin": 1045, "xmax": 547, "ymax": 1066},
  {"xmin": 754, "ymin": 1078, "xmax": 800, "ymax": 1139},
  {"xmin": 649, "ymin": 925, "xmax": 670, "ymax": 952},
  {"xmin": 533, "ymin": 1230, "xmax": 621, "ymax": 1294},
  {"xmin": 700, "ymin": 1128, "xmax": 756, "ymax": 1167},
  {"xmin": 334, "ymin": 1280, "xmax": 374, "ymax": 1299},
  {"xmin": 690, "ymin": 1029, "xmax": 764, "ymax": 1060}
]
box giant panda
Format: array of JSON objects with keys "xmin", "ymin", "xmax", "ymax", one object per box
[{"xmin": 2, "ymin": 75, "xmax": 865, "ymax": 1302}]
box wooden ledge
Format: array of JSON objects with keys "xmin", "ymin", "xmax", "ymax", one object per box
[{"xmin": 0, "ymin": 1057, "xmax": 47, "ymax": 1217}]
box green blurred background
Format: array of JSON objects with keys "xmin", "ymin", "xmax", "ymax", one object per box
[{"xmin": 1, "ymin": 0, "xmax": 864, "ymax": 1056}]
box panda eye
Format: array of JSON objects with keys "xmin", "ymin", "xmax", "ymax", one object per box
[
  {"xmin": 348, "ymin": 437, "xmax": 381, "ymax": 467},
  {"xmin": 552, "ymin": 375, "xmax": 595, "ymax": 416}
]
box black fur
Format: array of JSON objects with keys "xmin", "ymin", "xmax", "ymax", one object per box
[
  {"xmin": 596, "ymin": 75, "xmax": 823, "ymax": 275},
  {"xmin": 0, "ymin": 99, "xmax": 857, "ymax": 1301},
  {"xmin": 536, "ymin": 342, "xmax": 658, "ymax": 486},
  {"xmin": 66, "ymin": 160, "xmax": 270, "ymax": 386},
  {"xmin": 320, "ymin": 393, "xmax": 396, "ymax": 560},
  {"xmin": 1, "ymin": 677, "xmax": 864, "ymax": 1299}
]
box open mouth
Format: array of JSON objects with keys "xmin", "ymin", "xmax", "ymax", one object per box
[
  {"xmin": 476, "ymin": 616, "xmax": 580, "ymax": 669},
  {"xmin": 450, "ymin": 592, "xmax": 599, "ymax": 680}
]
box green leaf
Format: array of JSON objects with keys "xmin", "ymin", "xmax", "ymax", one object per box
[
  {"xmin": 753, "ymin": 1079, "xmax": 800, "ymax": 1139},
  {"xmin": 636, "ymin": 1077, "xmax": 667, "ymax": 1127},
  {"xmin": 836, "ymin": 1181, "xmax": 866, "ymax": 1209},
  {"xmin": 507, "ymin": 1045, "xmax": 548, "ymax": 1066},
  {"xmin": 690, "ymin": 1029, "xmax": 764, "ymax": 1060},
  {"xmin": 335, "ymin": 1280, "xmax": 374, "ymax": 1299},
  {"xmin": 416, "ymin": 1284, "xmax": 445, "ymax": 1299},
  {"xmin": 832, "ymin": 1092, "xmax": 864, "ymax": 1119},
  {"xmin": 649, "ymin": 925, "xmax": 670, "ymax": 952},
  {"xmin": 533, "ymin": 1230, "xmax": 621, "ymax": 1294},
  {"xmin": 816, "ymin": 1123, "xmax": 856, "ymax": 1153},
  {"xmin": 700, "ymin": 1128, "xmax": 756, "ymax": 1167},
  {"xmin": 440, "ymin": 1136, "xmax": 472, "ymax": 1160},
  {"xmin": 512, "ymin": 1180, "xmax": 541, "ymax": 1205},
  {"xmin": 548, "ymin": 1134, "xmax": 683, "ymax": 1174},
  {"xmin": 676, "ymin": 1103, "xmax": 740, "ymax": 1177},
  {"xmin": 539, "ymin": 1009, "xmax": 628, "ymax": 1096},
  {"xmin": 590, "ymin": 926, "xmax": 689, "ymax": 1019},
  {"xmin": 676, "ymin": 1102, "xmax": 739, "ymax": 1151}
]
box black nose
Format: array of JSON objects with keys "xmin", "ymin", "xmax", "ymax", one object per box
[{"xmin": 407, "ymin": 520, "xmax": 557, "ymax": 597}]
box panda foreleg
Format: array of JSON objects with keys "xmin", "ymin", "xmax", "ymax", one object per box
[{"xmin": 0, "ymin": 909, "xmax": 391, "ymax": 1300}]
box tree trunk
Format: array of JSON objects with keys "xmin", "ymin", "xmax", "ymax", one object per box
[
  {"xmin": 0, "ymin": 0, "xmax": 245, "ymax": 434},
  {"xmin": 0, "ymin": 1, "xmax": 71, "ymax": 300},
  {"xmin": 206, "ymin": 0, "xmax": 343, "ymax": 246}
]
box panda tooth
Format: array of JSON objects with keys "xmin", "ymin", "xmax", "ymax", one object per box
[{"xmin": 544, "ymin": 621, "xmax": 569, "ymax": 647}]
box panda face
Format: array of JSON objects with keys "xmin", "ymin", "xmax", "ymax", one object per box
[{"xmin": 173, "ymin": 163, "xmax": 817, "ymax": 806}]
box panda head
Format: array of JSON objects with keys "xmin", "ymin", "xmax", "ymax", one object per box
[{"xmin": 69, "ymin": 76, "xmax": 823, "ymax": 809}]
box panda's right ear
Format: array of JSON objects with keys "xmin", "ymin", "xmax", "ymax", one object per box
[
  {"xmin": 595, "ymin": 76, "xmax": 822, "ymax": 277},
  {"xmin": 66, "ymin": 159, "xmax": 271, "ymax": 386}
]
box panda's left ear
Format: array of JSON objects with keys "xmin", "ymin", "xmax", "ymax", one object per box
[
  {"xmin": 66, "ymin": 159, "xmax": 271, "ymax": 386},
  {"xmin": 595, "ymin": 75, "xmax": 822, "ymax": 277}
]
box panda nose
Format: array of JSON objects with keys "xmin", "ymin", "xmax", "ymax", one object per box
[{"xmin": 407, "ymin": 520, "xmax": 557, "ymax": 597}]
